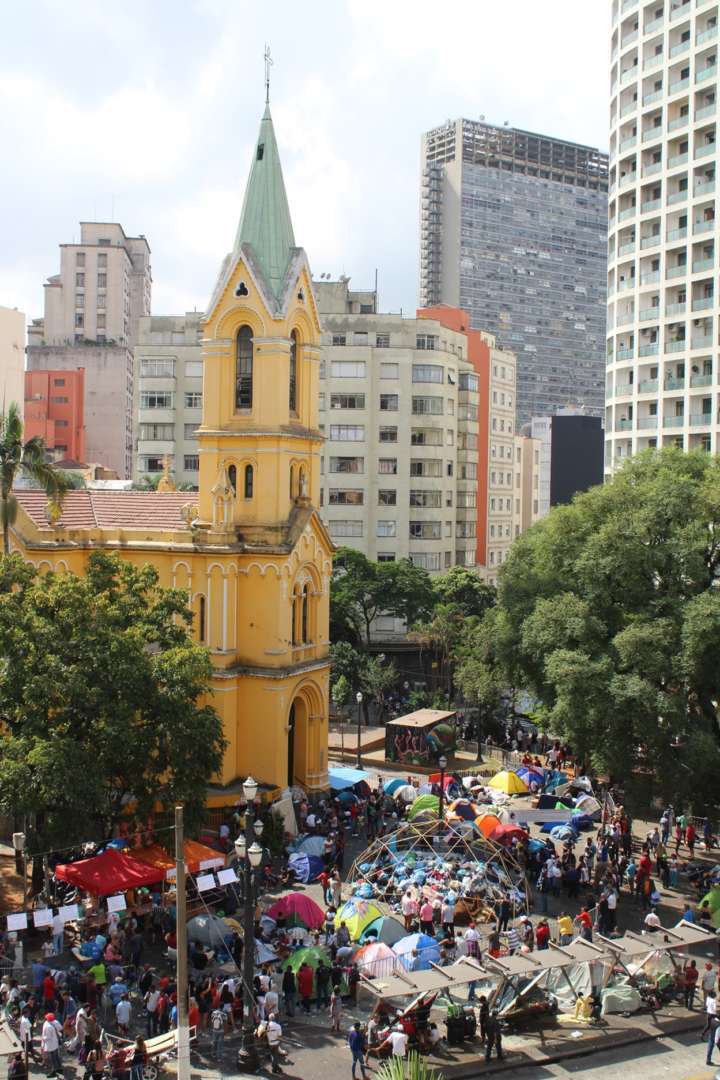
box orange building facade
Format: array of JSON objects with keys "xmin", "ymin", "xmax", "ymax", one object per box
[{"xmin": 24, "ymin": 369, "xmax": 85, "ymax": 462}]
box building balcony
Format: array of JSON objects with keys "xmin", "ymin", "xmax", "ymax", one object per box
[
  {"xmin": 697, "ymin": 65, "xmax": 718, "ymax": 84},
  {"xmin": 619, "ymin": 206, "xmax": 637, "ymax": 220},
  {"xmin": 621, "ymin": 67, "xmax": 639, "ymax": 85},
  {"xmin": 692, "ymin": 296, "xmax": 714, "ymax": 310},
  {"xmin": 616, "ymin": 418, "xmax": 634, "ymax": 431},
  {"xmin": 615, "ymin": 382, "xmax": 634, "ymax": 395},
  {"xmin": 695, "ymin": 180, "xmax": 716, "ymax": 195},
  {"xmin": 690, "ymin": 412, "xmax": 712, "ymax": 425},
  {"xmin": 641, "ymin": 271, "xmax": 661, "ymax": 283},
  {"xmin": 617, "ymin": 311, "xmax": 635, "ymax": 324},
  {"xmin": 643, "ymin": 161, "xmax": 663, "ymax": 176},
  {"xmin": 638, "ymin": 415, "xmax": 659, "ymax": 428},
  {"xmin": 696, "ymin": 103, "xmax": 716, "ymax": 121},
  {"xmin": 666, "ymin": 339, "xmax": 687, "ymax": 352},
  {"xmin": 619, "ymin": 241, "xmax": 637, "ymax": 255},
  {"xmin": 696, "ymin": 142, "xmax": 717, "ymax": 158},
  {"xmin": 645, "ymin": 16, "xmax": 663, "ymax": 33},
  {"xmin": 667, "ymin": 263, "xmax": 688, "ymax": 277},
  {"xmin": 639, "ymin": 306, "xmax": 660, "ymax": 320},
  {"xmin": 697, "ymin": 26, "xmax": 718, "ymax": 46},
  {"xmin": 639, "ymin": 377, "xmax": 659, "ymax": 391},
  {"xmin": 668, "ymin": 152, "xmax": 689, "ymax": 168},
  {"xmin": 667, "ymin": 226, "xmax": 688, "ymax": 241},
  {"xmin": 620, "ymin": 172, "xmax": 638, "ymax": 187},
  {"xmin": 690, "ymin": 373, "xmax": 713, "ymax": 386},
  {"xmin": 665, "ymin": 376, "xmax": 686, "ymax": 389},
  {"xmin": 644, "ymin": 54, "xmax": 664, "ymax": 72},
  {"xmin": 667, "ymin": 191, "xmax": 688, "ymax": 205},
  {"xmin": 692, "ymin": 257, "xmax": 715, "ymax": 272},
  {"xmin": 666, "ymin": 302, "xmax": 687, "ymax": 315},
  {"xmin": 622, "ymin": 29, "xmax": 639, "ymax": 48},
  {"xmin": 669, "ymin": 39, "xmax": 689, "ymax": 58},
  {"xmin": 620, "ymin": 135, "xmax": 638, "ymax": 151},
  {"xmin": 691, "ymin": 335, "xmax": 714, "ymax": 348},
  {"xmin": 643, "ymin": 89, "xmax": 664, "ymax": 105},
  {"xmin": 639, "ymin": 343, "xmax": 659, "ymax": 356},
  {"xmin": 642, "ymin": 125, "xmax": 661, "ymax": 142},
  {"xmin": 668, "ymin": 115, "xmax": 688, "ymax": 132},
  {"xmin": 617, "ymin": 347, "xmax": 636, "ymax": 360},
  {"xmin": 669, "ymin": 77, "xmax": 690, "ymax": 94},
  {"xmin": 669, "ymin": 0, "xmax": 691, "ymax": 20},
  {"xmin": 693, "ymin": 218, "xmax": 715, "ymax": 234},
  {"xmin": 662, "ymin": 415, "xmax": 685, "ymax": 426},
  {"xmin": 621, "ymin": 101, "xmax": 638, "ymax": 118}
]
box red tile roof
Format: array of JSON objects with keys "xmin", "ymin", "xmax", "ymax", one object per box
[{"xmin": 15, "ymin": 490, "xmax": 193, "ymax": 530}]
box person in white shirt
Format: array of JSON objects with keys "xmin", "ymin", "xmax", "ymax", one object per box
[
  {"xmin": 116, "ymin": 995, "xmax": 132, "ymax": 1034},
  {"xmin": 19, "ymin": 1009, "xmax": 41, "ymax": 1065},
  {"xmin": 41, "ymin": 1014, "xmax": 63, "ymax": 1077},
  {"xmin": 644, "ymin": 910, "xmax": 661, "ymax": 930},
  {"xmin": 51, "ymin": 914, "xmax": 64, "ymax": 957},
  {"xmin": 387, "ymin": 1028, "xmax": 408, "ymax": 1057},
  {"xmin": 265, "ymin": 1014, "xmax": 283, "ymax": 1075}
]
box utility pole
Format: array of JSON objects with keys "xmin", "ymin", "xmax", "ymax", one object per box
[{"xmin": 174, "ymin": 806, "xmax": 191, "ymax": 1080}]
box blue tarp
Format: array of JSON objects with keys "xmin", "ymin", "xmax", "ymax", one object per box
[{"xmin": 329, "ymin": 766, "xmax": 372, "ymax": 791}]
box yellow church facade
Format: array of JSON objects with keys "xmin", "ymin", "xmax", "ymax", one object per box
[{"xmin": 11, "ymin": 102, "xmax": 332, "ymax": 798}]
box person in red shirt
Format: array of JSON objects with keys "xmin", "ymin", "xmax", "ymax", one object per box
[
  {"xmin": 684, "ymin": 959, "xmax": 699, "ymax": 1009},
  {"xmin": 42, "ymin": 974, "xmax": 56, "ymax": 1011},
  {"xmin": 535, "ymin": 920, "xmax": 551, "ymax": 950},
  {"xmin": 297, "ymin": 963, "xmax": 314, "ymax": 1015},
  {"xmin": 686, "ymin": 823, "xmax": 696, "ymax": 857},
  {"xmin": 574, "ymin": 908, "xmax": 593, "ymax": 942}
]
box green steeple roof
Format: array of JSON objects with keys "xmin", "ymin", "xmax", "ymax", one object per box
[{"xmin": 234, "ymin": 104, "xmax": 296, "ymax": 300}]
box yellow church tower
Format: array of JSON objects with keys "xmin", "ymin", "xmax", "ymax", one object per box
[{"xmin": 10, "ymin": 98, "xmax": 332, "ymax": 797}]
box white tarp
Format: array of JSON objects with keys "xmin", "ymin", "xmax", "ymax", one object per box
[{"xmin": 273, "ymin": 795, "xmax": 298, "ymax": 838}]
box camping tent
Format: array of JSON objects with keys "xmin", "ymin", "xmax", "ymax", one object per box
[
  {"xmin": 55, "ymin": 848, "xmax": 166, "ymax": 895},
  {"xmin": 488, "ymin": 771, "xmax": 528, "ymax": 796},
  {"xmin": 186, "ymin": 914, "xmax": 233, "ymax": 946},
  {"xmin": 407, "ymin": 795, "xmax": 440, "ymax": 820},
  {"xmin": 267, "ymin": 894, "xmax": 324, "ymax": 930},
  {"xmin": 394, "ymin": 932, "xmax": 441, "ymax": 971},
  {"xmin": 354, "ymin": 941, "xmax": 396, "ymax": 977},
  {"xmin": 328, "ymin": 766, "xmax": 371, "ymax": 791},
  {"xmin": 288, "ymin": 853, "xmax": 324, "ymax": 884},
  {"xmin": 335, "ymin": 898, "xmax": 382, "ymax": 940},
  {"xmin": 281, "ymin": 946, "xmax": 334, "ymax": 993},
  {"xmin": 359, "ymin": 916, "xmax": 407, "ymax": 947},
  {"xmin": 129, "ymin": 841, "xmax": 224, "ymax": 876}
]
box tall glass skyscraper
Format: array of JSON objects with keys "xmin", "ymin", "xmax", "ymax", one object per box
[{"xmin": 419, "ymin": 119, "xmax": 609, "ymax": 428}]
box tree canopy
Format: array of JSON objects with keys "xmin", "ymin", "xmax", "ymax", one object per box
[
  {"xmin": 486, "ymin": 449, "xmax": 720, "ymax": 805},
  {"xmin": 0, "ymin": 552, "xmax": 225, "ymax": 849},
  {"xmin": 330, "ymin": 548, "xmax": 434, "ymax": 645}
]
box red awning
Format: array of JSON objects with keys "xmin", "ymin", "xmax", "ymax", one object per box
[
  {"xmin": 130, "ymin": 841, "xmax": 224, "ymax": 876},
  {"xmin": 54, "ymin": 848, "xmax": 166, "ymax": 895}
]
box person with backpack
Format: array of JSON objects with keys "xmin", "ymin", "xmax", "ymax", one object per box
[{"xmin": 209, "ymin": 1005, "xmax": 225, "ymax": 1059}]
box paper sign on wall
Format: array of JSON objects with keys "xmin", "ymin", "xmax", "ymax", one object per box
[
  {"xmin": 7, "ymin": 913, "xmax": 28, "ymax": 931},
  {"xmin": 200, "ymin": 858, "xmax": 224, "ymax": 870},
  {"xmin": 59, "ymin": 904, "xmax": 79, "ymax": 922},
  {"xmin": 195, "ymin": 874, "xmax": 215, "ymax": 892},
  {"xmin": 107, "ymin": 894, "xmax": 127, "ymax": 913},
  {"xmin": 217, "ymin": 868, "xmax": 238, "ymax": 885},
  {"xmin": 33, "ymin": 909, "xmax": 54, "ymax": 928}
]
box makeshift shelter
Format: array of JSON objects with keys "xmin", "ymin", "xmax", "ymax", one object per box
[
  {"xmin": 489, "ymin": 824, "xmax": 529, "ymax": 846},
  {"xmin": 359, "ymin": 916, "xmax": 407, "ymax": 947},
  {"xmin": 407, "ymin": 794, "xmax": 440, "ymax": 820},
  {"xmin": 296, "ymin": 835, "xmax": 326, "ymax": 857},
  {"xmin": 515, "ymin": 767, "xmax": 544, "ymax": 788},
  {"xmin": 335, "ymin": 898, "xmax": 383, "ymax": 940},
  {"xmin": 266, "ymin": 894, "xmax": 324, "ymax": 930},
  {"xmin": 281, "ymin": 945, "xmax": 333, "ymax": 992},
  {"xmin": 384, "ymin": 778, "xmax": 406, "ymax": 797},
  {"xmin": 55, "ymin": 848, "xmax": 166, "ymax": 895},
  {"xmin": 186, "ymin": 914, "xmax": 233, "ymax": 946},
  {"xmin": 384, "ymin": 709, "xmax": 457, "ymax": 766},
  {"xmin": 394, "ymin": 932, "xmax": 441, "ymax": 970},
  {"xmin": 129, "ymin": 841, "xmax": 224, "ymax": 876},
  {"xmin": 488, "ymin": 771, "xmax": 528, "ymax": 796},
  {"xmin": 354, "ymin": 941, "xmax": 396, "ymax": 978},
  {"xmin": 394, "ymin": 785, "xmax": 418, "ymax": 803},
  {"xmin": 0, "ymin": 1020, "xmax": 22, "ymax": 1057},
  {"xmin": 328, "ymin": 766, "xmax": 371, "ymax": 791},
  {"xmin": 287, "ymin": 852, "xmax": 324, "ymax": 884},
  {"xmin": 474, "ymin": 813, "xmax": 501, "ymax": 838}
]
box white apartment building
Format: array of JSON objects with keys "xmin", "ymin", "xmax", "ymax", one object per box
[
  {"xmin": 0, "ymin": 306, "xmax": 25, "ymax": 419},
  {"xmin": 133, "ymin": 313, "xmax": 203, "ymax": 488},
  {"xmin": 314, "ymin": 281, "xmax": 481, "ymax": 583},
  {"xmin": 606, "ymin": 0, "xmax": 720, "ymax": 469},
  {"xmin": 27, "ymin": 222, "xmax": 152, "ymax": 478}
]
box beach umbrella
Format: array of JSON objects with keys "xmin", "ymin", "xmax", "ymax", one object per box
[
  {"xmin": 359, "ymin": 916, "xmax": 407, "ymax": 947},
  {"xmin": 488, "ymin": 824, "xmax": 529, "ymax": 846},
  {"xmin": 488, "ymin": 771, "xmax": 529, "ymax": 795},
  {"xmin": 335, "ymin": 898, "xmax": 383, "ymax": 940},
  {"xmin": 474, "ymin": 813, "xmax": 501, "ymax": 838},
  {"xmin": 384, "ymin": 779, "xmax": 406, "ymax": 796},
  {"xmin": 298, "ymin": 835, "xmax": 326, "ymax": 856},
  {"xmin": 187, "ymin": 914, "xmax": 233, "ymax": 946},
  {"xmin": 267, "ymin": 893, "xmax": 325, "ymax": 930},
  {"xmin": 408, "ymin": 795, "xmax": 440, "ymax": 820},
  {"xmin": 394, "ymin": 933, "xmax": 441, "ymax": 971},
  {"xmin": 354, "ymin": 941, "xmax": 396, "ymax": 977},
  {"xmin": 395, "ymin": 785, "xmax": 417, "ymax": 803}
]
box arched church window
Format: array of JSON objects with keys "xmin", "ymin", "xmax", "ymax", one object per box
[
  {"xmin": 301, "ymin": 584, "xmax": 309, "ymax": 644},
  {"xmin": 291, "ymin": 586, "xmax": 300, "ymax": 646},
  {"xmin": 227, "ymin": 465, "xmax": 237, "ymax": 494},
  {"xmin": 289, "ymin": 329, "xmax": 298, "ymax": 414},
  {"xmin": 198, "ymin": 596, "xmax": 206, "ymax": 643},
  {"xmin": 290, "ymin": 465, "xmax": 296, "ymax": 499},
  {"xmin": 235, "ymin": 325, "xmax": 253, "ymax": 409},
  {"xmin": 244, "ymin": 464, "xmax": 254, "ymax": 499}
]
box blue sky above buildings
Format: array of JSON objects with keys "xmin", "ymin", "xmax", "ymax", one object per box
[{"xmin": 0, "ymin": 0, "xmax": 609, "ymax": 323}]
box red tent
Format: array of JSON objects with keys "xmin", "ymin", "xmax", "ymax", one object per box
[
  {"xmin": 489, "ymin": 824, "xmax": 529, "ymax": 846},
  {"xmin": 130, "ymin": 841, "xmax": 224, "ymax": 876},
  {"xmin": 54, "ymin": 848, "xmax": 165, "ymax": 895}
]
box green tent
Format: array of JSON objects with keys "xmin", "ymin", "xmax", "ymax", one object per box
[
  {"xmin": 699, "ymin": 886, "xmax": 720, "ymax": 928},
  {"xmin": 281, "ymin": 945, "xmax": 331, "ymax": 993},
  {"xmin": 408, "ymin": 794, "xmax": 440, "ymax": 820}
]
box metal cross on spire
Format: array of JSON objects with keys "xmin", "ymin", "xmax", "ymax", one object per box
[{"xmin": 264, "ymin": 44, "xmax": 273, "ymax": 104}]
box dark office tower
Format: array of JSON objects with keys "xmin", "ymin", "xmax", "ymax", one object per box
[{"xmin": 419, "ymin": 119, "xmax": 609, "ymax": 428}]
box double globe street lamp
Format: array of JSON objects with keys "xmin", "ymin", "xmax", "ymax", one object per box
[{"xmin": 234, "ymin": 776, "xmax": 265, "ymax": 1075}]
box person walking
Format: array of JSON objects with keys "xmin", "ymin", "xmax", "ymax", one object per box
[
  {"xmin": 41, "ymin": 1013, "xmax": 63, "ymax": 1078},
  {"xmin": 315, "ymin": 960, "xmax": 331, "ymax": 1012},
  {"xmin": 281, "ymin": 967, "xmax": 296, "ymax": 1017},
  {"xmin": 209, "ymin": 1004, "xmax": 225, "ymax": 1059},
  {"xmin": 266, "ymin": 1013, "xmax": 283, "ymax": 1075},
  {"xmin": 329, "ymin": 987, "xmax": 343, "ymax": 1033},
  {"xmin": 348, "ymin": 1022, "xmax": 368, "ymax": 1079},
  {"xmin": 129, "ymin": 1037, "xmax": 147, "ymax": 1080},
  {"xmin": 707, "ymin": 1012, "xmax": 720, "ymax": 1067},
  {"xmin": 685, "ymin": 960, "xmax": 700, "ymax": 1010},
  {"xmin": 484, "ymin": 1010, "xmax": 503, "ymax": 1062},
  {"xmin": 701, "ymin": 990, "xmax": 717, "ymax": 1039},
  {"xmin": 144, "ymin": 985, "xmax": 160, "ymax": 1037}
]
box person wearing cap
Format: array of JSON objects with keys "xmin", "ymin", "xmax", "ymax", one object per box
[
  {"xmin": 41, "ymin": 1012, "xmax": 63, "ymax": 1077},
  {"xmin": 702, "ymin": 963, "xmax": 716, "ymax": 1004},
  {"xmin": 108, "ymin": 976, "xmax": 128, "ymax": 1008}
]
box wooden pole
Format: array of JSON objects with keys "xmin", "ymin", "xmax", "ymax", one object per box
[{"xmin": 174, "ymin": 806, "xmax": 190, "ymax": 1080}]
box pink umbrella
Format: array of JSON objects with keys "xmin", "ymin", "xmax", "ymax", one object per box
[
  {"xmin": 266, "ymin": 893, "xmax": 325, "ymax": 929},
  {"xmin": 354, "ymin": 941, "xmax": 396, "ymax": 978}
]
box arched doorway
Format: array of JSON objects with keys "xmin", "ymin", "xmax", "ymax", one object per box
[
  {"xmin": 287, "ymin": 703, "xmax": 296, "ymax": 788},
  {"xmin": 287, "ymin": 694, "xmax": 313, "ymax": 788}
]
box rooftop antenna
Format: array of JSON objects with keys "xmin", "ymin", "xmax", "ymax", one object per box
[{"xmin": 264, "ymin": 44, "xmax": 273, "ymax": 105}]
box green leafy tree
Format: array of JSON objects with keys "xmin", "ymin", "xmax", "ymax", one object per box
[
  {"xmin": 331, "ymin": 548, "xmax": 434, "ymax": 646},
  {"xmin": 0, "ymin": 402, "xmax": 68, "ymax": 554},
  {"xmin": 488, "ymin": 448, "xmax": 720, "ymax": 805},
  {"xmin": 431, "ymin": 565, "xmax": 496, "ymax": 619},
  {"xmin": 360, "ymin": 655, "xmax": 398, "ymax": 723},
  {"xmin": 329, "ymin": 641, "xmax": 367, "ymax": 693},
  {"xmin": 0, "ymin": 551, "xmax": 225, "ymax": 852},
  {"xmin": 331, "ymin": 674, "xmax": 352, "ymax": 719},
  {"xmin": 411, "ymin": 602, "xmax": 467, "ymax": 696}
]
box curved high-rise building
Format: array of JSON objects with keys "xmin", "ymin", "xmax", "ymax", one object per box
[{"xmin": 606, "ymin": 0, "xmax": 719, "ymax": 470}]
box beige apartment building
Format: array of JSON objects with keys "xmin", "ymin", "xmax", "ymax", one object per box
[
  {"xmin": 0, "ymin": 306, "xmax": 25, "ymax": 419},
  {"xmin": 27, "ymin": 222, "xmax": 151, "ymax": 477},
  {"xmin": 133, "ymin": 313, "xmax": 204, "ymax": 488}
]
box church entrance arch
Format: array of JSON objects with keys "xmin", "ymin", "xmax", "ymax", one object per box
[{"xmin": 287, "ymin": 683, "xmax": 321, "ymax": 788}]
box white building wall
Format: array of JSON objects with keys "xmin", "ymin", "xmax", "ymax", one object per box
[{"xmin": 0, "ymin": 306, "xmax": 25, "ymax": 419}]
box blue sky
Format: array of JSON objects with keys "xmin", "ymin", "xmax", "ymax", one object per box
[{"xmin": 0, "ymin": 0, "xmax": 609, "ymax": 324}]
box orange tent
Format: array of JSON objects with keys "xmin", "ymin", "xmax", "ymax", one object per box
[
  {"xmin": 129, "ymin": 841, "xmax": 225, "ymax": 876},
  {"xmin": 474, "ymin": 814, "xmax": 501, "ymax": 838}
]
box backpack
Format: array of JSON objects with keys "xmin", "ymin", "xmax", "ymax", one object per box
[{"xmin": 211, "ymin": 1011, "xmax": 224, "ymax": 1032}]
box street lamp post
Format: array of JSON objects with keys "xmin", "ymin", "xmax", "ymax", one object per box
[
  {"xmin": 438, "ymin": 754, "xmax": 447, "ymax": 825},
  {"xmin": 235, "ymin": 776, "xmax": 265, "ymax": 1076},
  {"xmin": 356, "ymin": 691, "xmax": 364, "ymax": 770}
]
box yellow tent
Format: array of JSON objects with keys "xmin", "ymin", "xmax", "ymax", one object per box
[
  {"xmin": 488, "ymin": 770, "xmax": 529, "ymax": 795},
  {"xmin": 334, "ymin": 898, "xmax": 383, "ymax": 941}
]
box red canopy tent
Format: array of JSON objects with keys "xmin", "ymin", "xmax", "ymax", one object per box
[
  {"xmin": 55, "ymin": 848, "xmax": 166, "ymax": 895},
  {"xmin": 130, "ymin": 841, "xmax": 224, "ymax": 876}
]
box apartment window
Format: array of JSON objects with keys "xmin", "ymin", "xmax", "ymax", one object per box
[
  {"xmin": 143, "ymin": 456, "xmax": 168, "ymax": 473},
  {"xmin": 75, "ymin": 293, "xmax": 85, "ymax": 308},
  {"xmin": 185, "ymin": 391, "xmax": 202, "ymax": 408},
  {"xmin": 447, "ymin": 399, "xmax": 455, "ymax": 416},
  {"xmin": 50, "ymin": 396, "xmax": 68, "ymax": 403},
  {"xmin": 411, "ymin": 428, "xmax": 442, "ymax": 446},
  {"xmin": 458, "ymin": 432, "xmax": 478, "ymax": 450},
  {"xmin": 409, "ymin": 490, "xmax": 442, "ymax": 508},
  {"xmin": 446, "ymin": 430, "xmax": 454, "ymax": 445},
  {"xmin": 456, "ymin": 522, "xmax": 477, "ymax": 538},
  {"xmin": 96, "ymin": 334, "xmax": 106, "ymax": 343},
  {"xmin": 331, "ymin": 361, "xmax": 365, "ymax": 377},
  {"xmin": 459, "ymin": 373, "xmax": 479, "ymax": 391},
  {"xmin": 444, "ymin": 551, "xmax": 452, "ymax": 568},
  {"xmin": 376, "ymin": 334, "xmax": 390, "ymax": 348},
  {"xmin": 76, "ymin": 273, "xmax": 85, "ymax": 287},
  {"xmin": 96, "ymin": 315, "xmax": 106, "ymax": 329},
  {"xmin": 377, "ymin": 521, "xmax": 397, "ymax": 537},
  {"xmin": 409, "ymin": 521, "xmax": 441, "ymax": 539},
  {"xmin": 380, "ymin": 362, "xmax": 399, "ymax": 378},
  {"xmin": 330, "ymin": 424, "xmax": 364, "ymax": 441},
  {"xmin": 378, "ymin": 426, "xmax": 398, "ymax": 442},
  {"xmin": 76, "ymin": 252, "xmax": 85, "ymax": 266},
  {"xmin": 319, "ymin": 392, "xmax": 326, "ymax": 411},
  {"xmin": 329, "ymin": 489, "xmax": 364, "ymax": 505},
  {"xmin": 446, "ymin": 491, "xmax": 453, "ymax": 507},
  {"xmin": 458, "ymin": 404, "xmax": 478, "ymax": 421},
  {"xmin": 185, "ymin": 360, "xmax": 203, "ymax": 377},
  {"xmin": 409, "ymin": 552, "xmax": 441, "ymax": 571},
  {"xmin": 139, "ymin": 423, "xmax": 174, "ymax": 440},
  {"xmin": 74, "ymin": 313, "xmax": 84, "ymax": 328},
  {"xmin": 97, "ymin": 293, "xmax": 106, "ymax": 310},
  {"xmin": 140, "ymin": 391, "xmax": 173, "ymax": 409},
  {"xmin": 330, "ymin": 456, "xmax": 364, "ymax": 474},
  {"xmin": 459, "ymin": 463, "xmax": 478, "ymax": 480},
  {"xmin": 330, "ymin": 393, "xmax": 365, "ymax": 410},
  {"xmin": 98, "ymin": 253, "xmax": 107, "ymax": 267},
  {"xmin": 457, "ymin": 492, "xmax": 478, "ymax": 509},
  {"xmin": 378, "ymin": 490, "xmax": 396, "ymax": 506},
  {"xmin": 183, "ymin": 455, "xmax": 199, "ymax": 472},
  {"xmin": 98, "ymin": 238, "xmax": 111, "ymax": 246},
  {"xmin": 329, "ymin": 520, "xmax": 363, "ymax": 538},
  {"xmin": 416, "ymin": 334, "xmax": 438, "ymax": 350},
  {"xmin": 412, "ymin": 364, "xmax": 443, "ymax": 383},
  {"xmin": 412, "ymin": 396, "xmax": 443, "ymax": 415},
  {"xmin": 140, "ymin": 358, "xmax": 175, "ymax": 377},
  {"xmin": 377, "ymin": 552, "xmax": 396, "ymax": 562},
  {"xmin": 380, "ymin": 394, "xmax": 399, "ymax": 411},
  {"xmin": 184, "ymin": 423, "xmax": 198, "ymax": 440},
  {"xmin": 410, "ymin": 459, "xmax": 442, "ymax": 477},
  {"xmin": 97, "ymin": 273, "xmax": 107, "ymax": 288},
  {"xmin": 332, "ymin": 334, "xmax": 346, "ymax": 346},
  {"xmin": 354, "ymin": 332, "xmax": 368, "ymax": 346},
  {"xmin": 319, "ymin": 360, "xmax": 326, "ymax": 379},
  {"xmin": 378, "ymin": 458, "xmax": 398, "ymax": 474}
]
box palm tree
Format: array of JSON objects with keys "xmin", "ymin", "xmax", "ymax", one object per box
[{"xmin": 0, "ymin": 402, "xmax": 68, "ymax": 554}]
